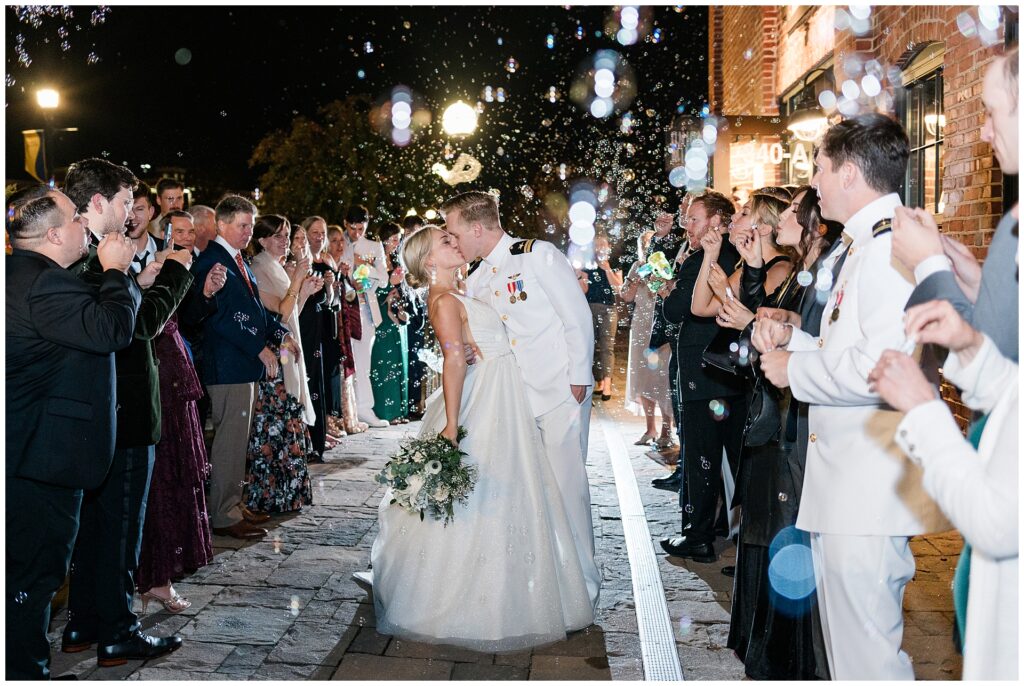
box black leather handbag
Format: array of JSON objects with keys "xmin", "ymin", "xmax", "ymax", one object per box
[
  {"xmin": 701, "ymin": 325, "xmax": 744, "ymax": 375},
  {"xmin": 744, "ymin": 370, "xmax": 782, "ymax": 447}
]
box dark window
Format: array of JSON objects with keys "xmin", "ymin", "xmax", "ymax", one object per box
[{"xmin": 898, "ymin": 67, "xmax": 944, "ymax": 213}]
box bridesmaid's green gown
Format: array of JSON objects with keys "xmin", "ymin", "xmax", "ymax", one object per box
[{"xmin": 370, "ymin": 285, "xmax": 409, "ymax": 421}]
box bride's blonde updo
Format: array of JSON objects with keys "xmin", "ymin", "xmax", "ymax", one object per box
[{"xmin": 400, "ymin": 224, "xmax": 442, "ymax": 288}]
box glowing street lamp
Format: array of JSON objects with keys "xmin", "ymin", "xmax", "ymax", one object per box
[
  {"xmin": 36, "ymin": 88, "xmax": 60, "ymax": 109},
  {"xmin": 442, "ymin": 101, "xmax": 478, "ymax": 136}
]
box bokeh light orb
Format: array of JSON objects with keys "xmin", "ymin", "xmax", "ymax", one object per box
[{"xmin": 442, "ymin": 100, "xmax": 478, "ymax": 136}]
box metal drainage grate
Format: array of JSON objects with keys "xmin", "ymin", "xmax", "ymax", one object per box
[{"xmin": 600, "ymin": 414, "xmax": 684, "ymax": 681}]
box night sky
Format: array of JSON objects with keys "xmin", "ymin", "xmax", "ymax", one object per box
[{"xmin": 6, "ymin": 4, "xmax": 707, "ymax": 231}]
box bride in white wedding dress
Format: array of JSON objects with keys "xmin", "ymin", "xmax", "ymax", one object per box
[{"xmin": 369, "ymin": 226, "xmax": 594, "ymax": 652}]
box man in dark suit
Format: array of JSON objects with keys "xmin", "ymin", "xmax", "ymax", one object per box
[
  {"xmin": 5, "ymin": 186, "xmax": 140, "ymax": 680},
  {"xmin": 60, "ymin": 158, "xmax": 193, "ymax": 667},
  {"xmin": 187, "ymin": 195, "xmax": 296, "ymax": 539},
  {"xmin": 658, "ymin": 190, "xmax": 748, "ymax": 562}
]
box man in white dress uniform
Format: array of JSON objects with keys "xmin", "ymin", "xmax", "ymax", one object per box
[
  {"xmin": 753, "ymin": 114, "xmax": 949, "ymax": 680},
  {"xmin": 336, "ymin": 204, "xmax": 389, "ymax": 428},
  {"xmin": 442, "ymin": 190, "xmax": 601, "ymax": 607}
]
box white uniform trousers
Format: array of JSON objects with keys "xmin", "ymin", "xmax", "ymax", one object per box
[
  {"xmin": 810, "ymin": 531, "xmax": 916, "ymax": 680},
  {"xmin": 351, "ymin": 301, "xmax": 378, "ymax": 418},
  {"xmin": 535, "ymin": 390, "xmax": 600, "ymax": 607}
]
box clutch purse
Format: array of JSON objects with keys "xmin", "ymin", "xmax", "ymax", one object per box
[{"xmin": 701, "ymin": 326, "xmax": 743, "ymax": 375}]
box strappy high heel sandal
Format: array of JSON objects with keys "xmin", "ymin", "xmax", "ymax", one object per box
[
  {"xmin": 140, "ymin": 587, "xmax": 191, "ymax": 615},
  {"xmin": 634, "ymin": 432, "xmax": 656, "ymax": 446}
]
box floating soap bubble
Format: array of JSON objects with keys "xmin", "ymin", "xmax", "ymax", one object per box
[
  {"xmin": 861, "ymin": 75, "xmax": 882, "ymax": 98},
  {"xmin": 797, "ymin": 270, "xmax": 814, "ymax": 288},
  {"xmin": 818, "ymin": 90, "xmax": 837, "ymax": 111},
  {"xmin": 174, "ymin": 47, "xmax": 192, "ymax": 65},
  {"xmin": 546, "ymin": 34, "xmax": 555, "ymax": 49},
  {"xmin": 669, "ymin": 166, "xmax": 687, "ymax": 188}
]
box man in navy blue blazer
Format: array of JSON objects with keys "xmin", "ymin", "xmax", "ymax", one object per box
[{"xmin": 188, "ymin": 195, "xmax": 298, "ymax": 539}]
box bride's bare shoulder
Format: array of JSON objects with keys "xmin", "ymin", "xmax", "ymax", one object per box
[{"xmin": 427, "ymin": 291, "xmax": 467, "ymax": 319}]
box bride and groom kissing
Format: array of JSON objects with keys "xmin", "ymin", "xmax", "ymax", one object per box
[{"xmin": 363, "ymin": 190, "xmax": 602, "ymax": 651}]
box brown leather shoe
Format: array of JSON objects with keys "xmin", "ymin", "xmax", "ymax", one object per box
[
  {"xmin": 240, "ymin": 505, "xmax": 270, "ymax": 525},
  {"xmin": 212, "ymin": 521, "xmax": 267, "ymax": 539}
]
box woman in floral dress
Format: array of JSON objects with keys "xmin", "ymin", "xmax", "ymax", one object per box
[{"xmin": 245, "ymin": 214, "xmax": 319, "ymax": 513}]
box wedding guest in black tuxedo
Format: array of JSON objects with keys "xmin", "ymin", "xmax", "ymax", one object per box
[
  {"xmin": 659, "ymin": 191, "xmax": 747, "ymax": 563},
  {"xmin": 5, "ymin": 186, "xmax": 141, "ymax": 680},
  {"xmin": 188, "ymin": 195, "xmax": 297, "ymax": 539},
  {"xmin": 61, "ymin": 158, "xmax": 193, "ymax": 667}
]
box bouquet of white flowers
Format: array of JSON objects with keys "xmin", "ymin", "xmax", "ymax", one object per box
[{"xmin": 377, "ymin": 427, "xmax": 477, "ymax": 526}]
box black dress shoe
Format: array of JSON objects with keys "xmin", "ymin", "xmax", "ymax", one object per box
[
  {"xmin": 97, "ymin": 630, "xmax": 182, "ymax": 667},
  {"xmin": 651, "ymin": 470, "xmax": 683, "ymax": 492},
  {"xmin": 61, "ymin": 626, "xmax": 98, "ymax": 653},
  {"xmin": 721, "ymin": 565, "xmax": 736, "ymax": 577},
  {"xmin": 660, "ymin": 536, "xmax": 717, "ymax": 563}
]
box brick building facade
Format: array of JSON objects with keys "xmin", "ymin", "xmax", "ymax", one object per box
[{"xmin": 707, "ymin": 5, "xmax": 1017, "ymax": 428}]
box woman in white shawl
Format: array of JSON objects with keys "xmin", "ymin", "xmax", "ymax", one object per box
[
  {"xmin": 244, "ymin": 214, "xmax": 323, "ymax": 513},
  {"xmin": 869, "ymin": 299, "xmax": 1018, "ymax": 681}
]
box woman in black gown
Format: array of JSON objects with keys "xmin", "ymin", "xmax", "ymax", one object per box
[{"xmin": 716, "ymin": 187, "xmax": 843, "ymax": 680}]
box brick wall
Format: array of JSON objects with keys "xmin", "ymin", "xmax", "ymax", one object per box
[{"xmin": 716, "ymin": 5, "xmax": 767, "ymax": 115}]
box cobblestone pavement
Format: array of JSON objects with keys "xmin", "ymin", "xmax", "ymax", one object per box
[{"xmin": 46, "ymin": 365, "xmax": 963, "ymax": 680}]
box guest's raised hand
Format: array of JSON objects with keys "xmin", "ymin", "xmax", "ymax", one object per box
[
  {"xmin": 707, "ymin": 262, "xmax": 730, "ymax": 302},
  {"xmin": 204, "ymin": 263, "xmax": 227, "ymax": 298},
  {"xmin": 300, "ymin": 275, "xmax": 320, "ymax": 297},
  {"xmin": 867, "ymin": 350, "xmax": 936, "ymax": 412},
  {"xmin": 939, "ymin": 234, "xmax": 983, "ymax": 303},
  {"xmin": 136, "ymin": 259, "xmax": 164, "ymax": 288},
  {"xmin": 759, "ymin": 350, "xmax": 791, "ymax": 388},
  {"xmin": 756, "ymin": 306, "xmax": 800, "ymax": 326},
  {"xmin": 164, "ymin": 249, "xmax": 193, "ymax": 269},
  {"xmin": 751, "ymin": 318, "xmax": 792, "ymax": 354},
  {"xmin": 734, "ymin": 228, "xmax": 763, "ymax": 267},
  {"xmin": 716, "ymin": 297, "xmax": 755, "ymax": 330},
  {"xmin": 97, "ymin": 232, "xmax": 136, "ymax": 273},
  {"xmin": 904, "ymin": 299, "xmax": 984, "ymax": 354},
  {"xmin": 892, "ymin": 206, "xmax": 943, "ymax": 272},
  {"xmin": 700, "ymin": 225, "xmax": 723, "ymax": 259}
]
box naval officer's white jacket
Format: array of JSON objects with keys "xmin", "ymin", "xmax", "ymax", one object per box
[
  {"xmin": 339, "ymin": 234, "xmax": 387, "ymax": 327},
  {"xmin": 466, "ymin": 232, "xmax": 594, "ymax": 417},
  {"xmin": 785, "ymin": 193, "xmax": 950, "ymax": 537}
]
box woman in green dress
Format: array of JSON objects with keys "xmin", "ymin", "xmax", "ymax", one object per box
[{"xmin": 370, "ymin": 222, "xmax": 410, "ymax": 423}]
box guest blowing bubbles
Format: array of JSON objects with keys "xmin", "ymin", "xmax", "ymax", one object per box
[{"xmin": 867, "ymin": 299, "xmax": 1017, "ymax": 681}]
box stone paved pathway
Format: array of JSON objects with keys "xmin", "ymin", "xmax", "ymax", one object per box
[{"xmin": 45, "ymin": 364, "xmax": 963, "ymax": 680}]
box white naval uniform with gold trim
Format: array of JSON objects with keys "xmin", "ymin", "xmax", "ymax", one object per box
[
  {"xmin": 466, "ymin": 232, "xmax": 600, "ymax": 607},
  {"xmin": 783, "ymin": 193, "xmax": 950, "ymax": 680}
]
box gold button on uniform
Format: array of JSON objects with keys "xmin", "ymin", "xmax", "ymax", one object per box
[
  {"xmin": 492, "ymin": 267, "xmax": 498, "ymax": 274},
  {"xmin": 809, "ymin": 433, "xmax": 817, "ymax": 443},
  {"xmin": 817, "ymin": 339, "xmax": 824, "ymax": 348},
  {"xmin": 511, "ymin": 339, "xmax": 517, "ymax": 346},
  {"xmin": 494, "ymin": 290, "xmax": 501, "ymax": 297},
  {"xmin": 501, "ymin": 315, "xmax": 508, "ymax": 321}
]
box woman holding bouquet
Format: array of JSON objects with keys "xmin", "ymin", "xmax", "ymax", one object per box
[{"xmin": 369, "ymin": 226, "xmax": 594, "ymax": 652}]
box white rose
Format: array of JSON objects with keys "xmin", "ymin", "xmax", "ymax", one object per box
[
  {"xmin": 432, "ymin": 486, "xmax": 450, "ymax": 502},
  {"xmin": 411, "ymin": 450, "xmax": 426, "ymax": 463},
  {"xmin": 406, "ymin": 474, "xmax": 426, "ymax": 502}
]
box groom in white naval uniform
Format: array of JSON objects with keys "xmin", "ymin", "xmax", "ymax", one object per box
[
  {"xmin": 441, "ymin": 190, "xmax": 601, "ymax": 607},
  {"xmin": 753, "ymin": 114, "xmax": 949, "ymax": 680}
]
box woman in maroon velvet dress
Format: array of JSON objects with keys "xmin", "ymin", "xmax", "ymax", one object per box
[{"xmin": 136, "ymin": 311, "xmax": 214, "ymax": 613}]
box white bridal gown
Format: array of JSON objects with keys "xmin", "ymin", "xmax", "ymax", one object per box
[{"xmin": 371, "ymin": 293, "xmax": 595, "ymax": 652}]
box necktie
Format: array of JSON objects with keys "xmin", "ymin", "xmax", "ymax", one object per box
[
  {"xmin": 234, "ymin": 252, "xmax": 254, "ymax": 295},
  {"xmin": 131, "ymin": 251, "xmax": 149, "ymax": 273}
]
